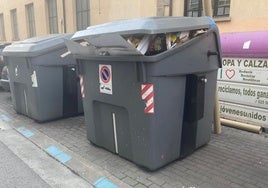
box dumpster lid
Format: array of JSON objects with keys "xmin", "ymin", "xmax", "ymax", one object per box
[
  {"xmin": 220, "ymin": 31, "xmax": 268, "ymax": 58},
  {"xmin": 3, "ymin": 33, "xmax": 73, "ymax": 57},
  {"xmin": 72, "ymin": 17, "xmax": 211, "ymax": 40},
  {"xmin": 66, "ymin": 17, "xmax": 217, "ymax": 60}
]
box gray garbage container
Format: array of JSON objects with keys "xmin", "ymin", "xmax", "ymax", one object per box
[
  {"xmin": 65, "ymin": 17, "xmax": 222, "ymax": 170},
  {"xmin": 3, "ymin": 34, "xmax": 83, "ymax": 122}
]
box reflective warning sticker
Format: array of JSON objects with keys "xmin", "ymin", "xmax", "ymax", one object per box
[
  {"xmin": 141, "ymin": 84, "xmax": 154, "ymax": 114},
  {"xmin": 79, "ymin": 75, "xmax": 85, "ymax": 98},
  {"xmin": 99, "ymin": 65, "xmax": 112, "ymax": 95}
]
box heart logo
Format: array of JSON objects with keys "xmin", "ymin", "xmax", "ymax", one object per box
[{"xmin": 225, "ymin": 69, "xmax": 235, "ymax": 79}]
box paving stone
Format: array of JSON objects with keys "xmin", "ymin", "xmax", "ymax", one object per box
[
  {"xmin": 257, "ymin": 182, "xmax": 268, "ymax": 188},
  {"xmin": 111, "ymin": 171, "xmax": 127, "ymax": 180},
  {"xmin": 134, "ymin": 183, "xmax": 148, "ymax": 188},
  {"xmin": 243, "ymin": 183, "xmax": 260, "ymax": 188},
  {"xmin": 148, "ymin": 184, "xmax": 161, "ymax": 188},
  {"xmin": 148, "ymin": 174, "xmax": 166, "ymax": 186},
  {"xmin": 122, "ymin": 177, "xmax": 138, "ymax": 187},
  {"xmin": 136, "ymin": 176, "xmax": 152, "ymax": 187},
  {"xmin": 161, "ymin": 182, "xmax": 183, "ymax": 188},
  {"xmin": 230, "ymin": 182, "xmax": 243, "ymax": 188},
  {"xmin": 199, "ymin": 182, "xmax": 214, "ymax": 188}
]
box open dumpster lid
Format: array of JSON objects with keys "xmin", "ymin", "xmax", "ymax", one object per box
[
  {"xmin": 72, "ymin": 16, "xmax": 212, "ymax": 40},
  {"xmin": 3, "ymin": 33, "xmax": 73, "ymax": 57},
  {"xmin": 220, "ymin": 31, "xmax": 268, "ymax": 58},
  {"xmin": 65, "ymin": 16, "xmax": 218, "ymax": 61}
]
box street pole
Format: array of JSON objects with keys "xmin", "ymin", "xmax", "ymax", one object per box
[{"xmin": 203, "ymin": 0, "xmax": 221, "ymax": 134}]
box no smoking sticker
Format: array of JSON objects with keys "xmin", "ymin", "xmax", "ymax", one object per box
[{"xmin": 99, "ymin": 64, "xmax": 112, "ymax": 94}]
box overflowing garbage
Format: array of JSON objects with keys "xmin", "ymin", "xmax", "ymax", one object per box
[
  {"xmin": 124, "ymin": 29, "xmax": 207, "ymax": 56},
  {"xmin": 68, "ymin": 28, "xmax": 208, "ymax": 57}
]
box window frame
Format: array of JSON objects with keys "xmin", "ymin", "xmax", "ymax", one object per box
[
  {"xmin": 76, "ymin": 0, "xmax": 90, "ymax": 30},
  {"xmin": 184, "ymin": 0, "xmax": 203, "ymax": 17},
  {"xmin": 47, "ymin": 0, "xmax": 58, "ymax": 34},
  {"xmin": 10, "ymin": 9, "xmax": 19, "ymax": 41},
  {"xmin": 213, "ymin": 0, "xmax": 231, "ymax": 18},
  {"xmin": 26, "ymin": 3, "xmax": 36, "ymax": 37},
  {"xmin": 0, "ymin": 13, "xmax": 6, "ymax": 41}
]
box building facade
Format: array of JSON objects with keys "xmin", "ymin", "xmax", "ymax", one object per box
[{"xmin": 0, "ymin": 0, "xmax": 268, "ymax": 43}]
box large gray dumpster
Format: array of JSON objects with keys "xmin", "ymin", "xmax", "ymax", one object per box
[
  {"xmin": 65, "ymin": 17, "xmax": 222, "ymax": 170},
  {"xmin": 3, "ymin": 34, "xmax": 83, "ymax": 122}
]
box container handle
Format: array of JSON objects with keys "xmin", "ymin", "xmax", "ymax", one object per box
[{"xmin": 207, "ymin": 50, "xmax": 218, "ymax": 57}]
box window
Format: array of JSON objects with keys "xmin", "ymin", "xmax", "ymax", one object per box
[
  {"xmin": 26, "ymin": 3, "xmax": 36, "ymax": 37},
  {"xmin": 47, "ymin": 0, "xmax": 58, "ymax": 34},
  {"xmin": 11, "ymin": 9, "xmax": 19, "ymax": 40},
  {"xmin": 76, "ymin": 0, "xmax": 90, "ymax": 30},
  {"xmin": 0, "ymin": 14, "xmax": 6, "ymax": 41},
  {"xmin": 212, "ymin": 0, "xmax": 230, "ymax": 17},
  {"xmin": 184, "ymin": 0, "xmax": 203, "ymax": 17}
]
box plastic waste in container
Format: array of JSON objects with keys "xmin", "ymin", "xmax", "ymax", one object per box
[
  {"xmin": 3, "ymin": 34, "xmax": 83, "ymax": 122},
  {"xmin": 65, "ymin": 17, "xmax": 222, "ymax": 170}
]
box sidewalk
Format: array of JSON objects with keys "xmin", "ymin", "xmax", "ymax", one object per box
[
  {"xmin": 0, "ymin": 122, "xmax": 90, "ymax": 188},
  {"xmin": 0, "ymin": 140, "xmax": 50, "ymax": 188},
  {"xmin": 0, "ymin": 90, "xmax": 268, "ymax": 188}
]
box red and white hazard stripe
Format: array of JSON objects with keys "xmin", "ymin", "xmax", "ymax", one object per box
[
  {"xmin": 141, "ymin": 84, "xmax": 154, "ymax": 114},
  {"xmin": 79, "ymin": 75, "xmax": 85, "ymax": 98}
]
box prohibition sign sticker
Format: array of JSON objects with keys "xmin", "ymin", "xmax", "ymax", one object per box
[
  {"xmin": 99, "ymin": 64, "xmax": 112, "ymax": 94},
  {"xmin": 100, "ymin": 66, "xmax": 111, "ymax": 83}
]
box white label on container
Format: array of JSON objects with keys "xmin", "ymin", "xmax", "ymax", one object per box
[
  {"xmin": 99, "ymin": 64, "xmax": 112, "ymax": 95},
  {"xmin": 31, "ymin": 70, "xmax": 38, "ymax": 88}
]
